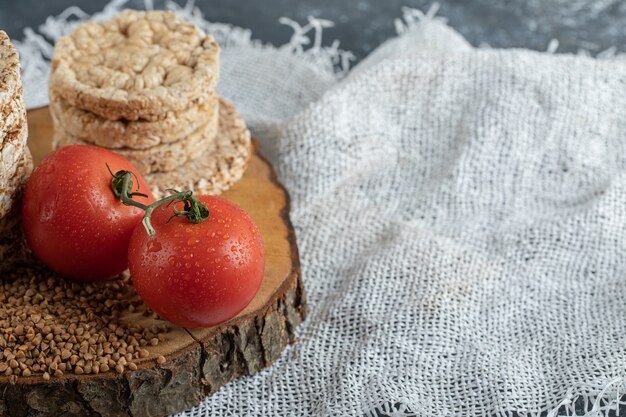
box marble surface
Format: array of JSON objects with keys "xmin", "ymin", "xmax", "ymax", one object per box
[{"xmin": 1, "ymin": 0, "xmax": 624, "ymax": 62}]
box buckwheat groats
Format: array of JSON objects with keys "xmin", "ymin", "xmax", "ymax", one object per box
[
  {"xmin": 0, "ymin": 31, "xmax": 32, "ymax": 270},
  {"xmin": 0, "ymin": 267, "xmax": 171, "ymax": 378},
  {"xmin": 49, "ymin": 10, "xmax": 220, "ymax": 121}
]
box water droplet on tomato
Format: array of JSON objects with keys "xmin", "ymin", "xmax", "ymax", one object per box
[
  {"xmin": 187, "ymin": 237, "xmax": 200, "ymax": 246},
  {"xmin": 39, "ymin": 197, "xmax": 57, "ymax": 223},
  {"xmin": 223, "ymin": 255, "xmax": 231, "ymax": 262},
  {"xmin": 146, "ymin": 240, "xmax": 162, "ymax": 253},
  {"xmin": 42, "ymin": 163, "xmax": 56, "ymax": 175}
]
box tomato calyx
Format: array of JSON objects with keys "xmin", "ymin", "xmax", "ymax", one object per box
[
  {"xmin": 107, "ymin": 164, "xmax": 149, "ymax": 200},
  {"xmin": 164, "ymin": 189, "xmax": 210, "ymax": 225},
  {"xmin": 107, "ymin": 165, "xmax": 210, "ymax": 237}
]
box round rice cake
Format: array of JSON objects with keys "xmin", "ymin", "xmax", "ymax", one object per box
[
  {"xmin": 0, "ymin": 146, "xmax": 33, "ymax": 224},
  {"xmin": 146, "ymin": 98, "xmax": 251, "ymax": 198},
  {"xmin": 0, "ymin": 149, "xmax": 34, "ymax": 272},
  {"xmin": 0, "ymin": 118, "xmax": 28, "ymax": 196},
  {"xmin": 49, "ymin": 10, "xmax": 220, "ymax": 121},
  {"xmin": 49, "ymin": 93, "xmax": 217, "ymax": 150},
  {"xmin": 52, "ymin": 102, "xmax": 219, "ymax": 174},
  {"xmin": 0, "ymin": 31, "xmax": 28, "ymax": 195},
  {"xmin": 0, "ymin": 86, "xmax": 26, "ymax": 140},
  {"xmin": 0, "ymin": 31, "xmax": 22, "ymax": 111}
]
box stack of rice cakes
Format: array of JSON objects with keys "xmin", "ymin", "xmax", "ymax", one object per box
[
  {"xmin": 0, "ymin": 31, "xmax": 33, "ymax": 269},
  {"xmin": 49, "ymin": 10, "xmax": 251, "ymax": 198}
]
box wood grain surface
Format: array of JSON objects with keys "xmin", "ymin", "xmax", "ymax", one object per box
[{"xmin": 0, "ymin": 108, "xmax": 306, "ymax": 417}]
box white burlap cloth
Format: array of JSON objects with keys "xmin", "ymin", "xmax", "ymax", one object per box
[{"xmin": 15, "ymin": 1, "xmax": 626, "ymax": 416}]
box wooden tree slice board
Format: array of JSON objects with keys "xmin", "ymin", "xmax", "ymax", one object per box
[{"xmin": 0, "ymin": 108, "xmax": 306, "ymax": 417}]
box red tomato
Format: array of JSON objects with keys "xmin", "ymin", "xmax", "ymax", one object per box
[
  {"xmin": 128, "ymin": 196, "xmax": 265, "ymax": 328},
  {"xmin": 22, "ymin": 145, "xmax": 155, "ymax": 281}
]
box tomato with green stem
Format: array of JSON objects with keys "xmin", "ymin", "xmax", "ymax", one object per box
[
  {"xmin": 22, "ymin": 145, "xmax": 155, "ymax": 281},
  {"xmin": 112, "ymin": 170, "xmax": 265, "ymax": 328}
]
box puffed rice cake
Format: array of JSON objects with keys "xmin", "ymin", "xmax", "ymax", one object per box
[
  {"xmin": 146, "ymin": 98, "xmax": 251, "ymax": 198},
  {"xmin": 0, "ymin": 31, "xmax": 32, "ymax": 269},
  {"xmin": 52, "ymin": 100, "xmax": 220, "ymax": 174},
  {"xmin": 0, "ymin": 118, "xmax": 28, "ymax": 206},
  {"xmin": 0, "ymin": 31, "xmax": 22, "ymax": 111},
  {"xmin": 49, "ymin": 10, "xmax": 220, "ymax": 121},
  {"xmin": 49, "ymin": 92, "xmax": 218, "ymax": 150},
  {"xmin": 0, "ymin": 141, "xmax": 31, "ymax": 221},
  {"xmin": 0, "ymin": 30, "xmax": 28, "ymax": 197},
  {"xmin": 0, "ymin": 149, "xmax": 33, "ymax": 270}
]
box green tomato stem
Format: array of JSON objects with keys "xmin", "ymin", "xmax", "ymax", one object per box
[{"xmin": 110, "ymin": 168, "xmax": 209, "ymax": 237}]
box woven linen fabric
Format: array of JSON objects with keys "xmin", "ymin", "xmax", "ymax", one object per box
[{"xmin": 16, "ymin": 2, "xmax": 626, "ymax": 416}]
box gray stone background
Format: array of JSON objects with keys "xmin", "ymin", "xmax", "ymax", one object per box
[{"xmin": 1, "ymin": 0, "xmax": 625, "ymax": 62}]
